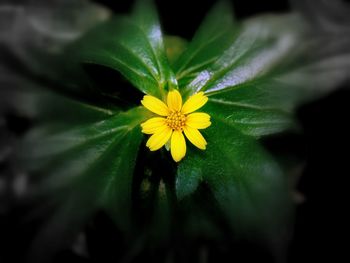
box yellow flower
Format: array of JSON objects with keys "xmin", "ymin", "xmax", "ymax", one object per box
[{"xmin": 141, "ymin": 90, "xmax": 211, "ymax": 162}]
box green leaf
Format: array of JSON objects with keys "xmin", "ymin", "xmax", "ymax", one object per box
[
  {"xmin": 172, "ymin": 12, "xmax": 350, "ymax": 141},
  {"xmin": 18, "ymin": 106, "xmax": 149, "ymax": 261},
  {"xmin": 147, "ymin": 180, "xmax": 173, "ymax": 247},
  {"xmin": 171, "ymin": 14, "xmax": 306, "ymax": 139},
  {"xmin": 164, "ymin": 36, "xmax": 188, "ymax": 65},
  {"xmin": 177, "ymin": 118, "xmax": 292, "ymax": 246},
  {"xmin": 173, "ymin": 1, "xmax": 238, "ymax": 92},
  {"xmin": 204, "ymin": 88, "xmax": 297, "ymax": 138},
  {"xmin": 176, "ymin": 165, "xmax": 202, "ymax": 200},
  {"xmin": 67, "ymin": 0, "xmax": 176, "ymax": 98},
  {"xmin": 0, "ymin": 0, "xmax": 111, "ymax": 77},
  {"xmin": 27, "ymin": 123, "xmax": 143, "ymax": 261},
  {"xmin": 19, "ymin": 106, "xmax": 147, "ymax": 195},
  {"xmin": 183, "ymin": 13, "xmax": 350, "ymax": 108},
  {"xmin": 182, "ymin": 14, "xmax": 304, "ymax": 95},
  {"xmin": 12, "ymin": 88, "xmax": 118, "ymax": 125}
]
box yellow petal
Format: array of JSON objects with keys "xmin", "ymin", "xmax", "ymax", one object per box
[
  {"xmin": 170, "ymin": 130, "xmax": 186, "ymax": 162},
  {"xmin": 146, "ymin": 126, "xmax": 172, "ymax": 151},
  {"xmin": 183, "ymin": 126, "xmax": 207, "ymax": 150},
  {"xmin": 141, "ymin": 117, "xmax": 167, "ymax": 134},
  {"xmin": 181, "ymin": 92, "xmax": 208, "ymax": 114},
  {"xmin": 141, "ymin": 95, "xmax": 169, "ymax": 116},
  {"xmin": 186, "ymin": 112, "xmax": 211, "ymax": 129},
  {"xmin": 167, "ymin": 89, "xmax": 182, "ymax": 111}
]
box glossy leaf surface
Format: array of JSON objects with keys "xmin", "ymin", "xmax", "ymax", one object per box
[
  {"xmin": 173, "ymin": 1, "xmax": 238, "ymax": 91},
  {"xmin": 67, "ymin": 0, "xmax": 176, "ymax": 98},
  {"xmin": 7, "ymin": 0, "xmax": 350, "ymax": 261}
]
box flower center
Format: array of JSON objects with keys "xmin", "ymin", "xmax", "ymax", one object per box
[{"xmin": 166, "ymin": 111, "xmax": 186, "ymax": 131}]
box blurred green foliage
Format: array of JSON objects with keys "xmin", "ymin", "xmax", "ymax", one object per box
[{"xmin": 3, "ymin": 0, "xmax": 348, "ymax": 262}]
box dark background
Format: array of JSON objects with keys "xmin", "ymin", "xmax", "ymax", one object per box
[
  {"xmin": 1, "ymin": 0, "xmax": 349, "ymax": 262},
  {"xmin": 84, "ymin": 0, "xmax": 350, "ymax": 262},
  {"xmin": 99, "ymin": 0, "xmax": 350, "ymax": 261}
]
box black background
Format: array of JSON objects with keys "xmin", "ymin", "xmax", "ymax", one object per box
[
  {"xmin": 1, "ymin": 0, "xmax": 349, "ymax": 262},
  {"xmin": 97, "ymin": 0, "xmax": 350, "ymax": 261},
  {"xmin": 90, "ymin": 0, "xmax": 350, "ymax": 262}
]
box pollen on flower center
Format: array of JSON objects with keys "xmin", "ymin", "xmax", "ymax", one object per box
[
  {"xmin": 166, "ymin": 111, "xmax": 186, "ymax": 131},
  {"xmin": 141, "ymin": 90, "xmax": 210, "ymax": 162}
]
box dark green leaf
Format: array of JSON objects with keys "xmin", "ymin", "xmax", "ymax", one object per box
[
  {"xmin": 13, "ymin": 88, "xmax": 118, "ymax": 124},
  {"xmin": 176, "ymin": 165, "xmax": 202, "ymax": 200},
  {"xmin": 177, "ymin": 118, "xmax": 292, "ymax": 246},
  {"xmin": 173, "ymin": 1, "xmax": 238, "ymax": 93},
  {"xmin": 183, "ymin": 14, "xmax": 304, "ymax": 95},
  {"xmin": 184, "ymin": 13, "xmax": 350, "ymax": 107},
  {"xmin": 67, "ymin": 0, "xmax": 176, "ymax": 98},
  {"xmin": 18, "ymin": 106, "xmax": 150, "ymax": 259},
  {"xmin": 10, "ymin": 2, "xmax": 350, "ymax": 260},
  {"xmin": 204, "ymin": 87, "xmax": 297, "ymax": 137},
  {"xmin": 171, "ymin": 14, "xmax": 305, "ymax": 138},
  {"xmin": 20, "ymin": 106, "xmax": 148, "ymax": 262},
  {"xmin": 27, "ymin": 119, "xmax": 143, "ymax": 261}
]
